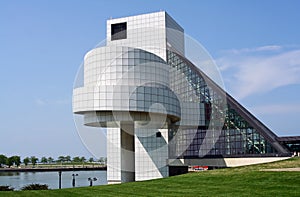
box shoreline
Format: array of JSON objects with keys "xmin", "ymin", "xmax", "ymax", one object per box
[{"xmin": 0, "ymin": 166, "xmax": 107, "ymax": 172}]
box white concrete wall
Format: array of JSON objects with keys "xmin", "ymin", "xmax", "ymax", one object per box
[
  {"xmin": 135, "ymin": 123, "xmax": 169, "ymax": 181},
  {"xmin": 107, "ymin": 127, "xmax": 121, "ymax": 184},
  {"xmin": 107, "ymin": 11, "xmax": 167, "ymax": 60},
  {"xmin": 184, "ymin": 157, "xmax": 291, "ymax": 167},
  {"xmin": 73, "ymin": 46, "xmax": 181, "ymax": 120},
  {"xmin": 224, "ymin": 157, "xmax": 290, "ymax": 167},
  {"xmin": 120, "ymin": 124, "xmax": 135, "ymax": 182},
  {"xmin": 74, "ymin": 11, "xmax": 187, "ymax": 183}
]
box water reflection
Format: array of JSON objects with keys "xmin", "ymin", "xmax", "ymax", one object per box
[
  {"xmin": 0, "ymin": 170, "xmax": 107, "ymax": 190},
  {"xmin": 0, "ymin": 172, "xmax": 20, "ymax": 176}
]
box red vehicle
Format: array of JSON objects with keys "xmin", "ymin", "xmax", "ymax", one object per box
[{"xmin": 192, "ymin": 166, "xmax": 208, "ymax": 171}]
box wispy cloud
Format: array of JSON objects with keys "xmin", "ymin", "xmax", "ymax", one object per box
[
  {"xmin": 255, "ymin": 45, "xmax": 282, "ymax": 52},
  {"xmin": 216, "ymin": 46, "xmax": 300, "ymax": 99},
  {"xmin": 221, "ymin": 45, "xmax": 282, "ymax": 55}
]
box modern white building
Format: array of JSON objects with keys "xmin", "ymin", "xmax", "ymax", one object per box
[{"xmin": 73, "ymin": 11, "xmax": 292, "ymax": 184}]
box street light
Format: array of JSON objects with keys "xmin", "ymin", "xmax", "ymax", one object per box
[
  {"xmin": 88, "ymin": 177, "xmax": 97, "ymax": 186},
  {"xmin": 72, "ymin": 173, "xmax": 78, "ymax": 187},
  {"xmin": 58, "ymin": 171, "xmax": 62, "ymax": 189}
]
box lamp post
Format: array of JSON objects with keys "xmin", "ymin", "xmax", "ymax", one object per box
[
  {"xmin": 72, "ymin": 173, "xmax": 78, "ymax": 187},
  {"xmin": 58, "ymin": 171, "xmax": 62, "ymax": 189},
  {"xmin": 88, "ymin": 177, "xmax": 97, "ymax": 186}
]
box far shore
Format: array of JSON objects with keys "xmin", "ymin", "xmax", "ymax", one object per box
[{"xmin": 0, "ymin": 164, "xmax": 107, "ymax": 172}]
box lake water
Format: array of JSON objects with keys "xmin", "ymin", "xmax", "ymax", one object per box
[{"xmin": 0, "ymin": 170, "xmax": 107, "ymax": 190}]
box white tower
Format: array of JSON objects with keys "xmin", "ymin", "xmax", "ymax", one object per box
[{"xmin": 73, "ymin": 11, "xmax": 189, "ymax": 184}]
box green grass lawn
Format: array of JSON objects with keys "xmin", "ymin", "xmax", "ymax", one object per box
[{"xmin": 1, "ymin": 157, "xmax": 299, "ymax": 196}]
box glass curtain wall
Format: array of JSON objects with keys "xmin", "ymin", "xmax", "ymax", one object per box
[{"xmin": 167, "ymin": 50, "xmax": 277, "ymax": 158}]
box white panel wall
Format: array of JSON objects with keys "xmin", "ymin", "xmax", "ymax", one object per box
[
  {"xmin": 73, "ymin": 11, "xmax": 188, "ymax": 183},
  {"xmin": 135, "ymin": 123, "xmax": 169, "ymax": 181},
  {"xmin": 107, "ymin": 11, "xmax": 167, "ymax": 60},
  {"xmin": 120, "ymin": 124, "xmax": 135, "ymax": 182},
  {"xmin": 107, "ymin": 127, "xmax": 121, "ymax": 184},
  {"xmin": 73, "ymin": 46, "xmax": 181, "ymax": 120}
]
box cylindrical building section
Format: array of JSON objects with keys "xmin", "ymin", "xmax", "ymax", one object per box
[
  {"xmin": 73, "ymin": 46, "xmax": 181, "ymax": 127},
  {"xmin": 73, "ymin": 45, "xmax": 182, "ymax": 184}
]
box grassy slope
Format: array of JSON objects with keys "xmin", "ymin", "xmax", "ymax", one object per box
[{"xmin": 1, "ymin": 157, "xmax": 299, "ymax": 197}]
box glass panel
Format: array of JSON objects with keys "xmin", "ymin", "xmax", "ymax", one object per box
[{"xmin": 166, "ymin": 50, "xmax": 278, "ymax": 158}]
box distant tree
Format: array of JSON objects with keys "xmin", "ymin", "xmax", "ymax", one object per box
[
  {"xmin": 80, "ymin": 157, "xmax": 86, "ymax": 163},
  {"xmin": 23, "ymin": 157, "xmax": 30, "ymax": 166},
  {"xmin": 47, "ymin": 157, "xmax": 54, "ymax": 163},
  {"xmin": 72, "ymin": 156, "xmax": 81, "ymax": 163},
  {"xmin": 89, "ymin": 157, "xmax": 94, "ymax": 163},
  {"xmin": 65, "ymin": 156, "xmax": 71, "ymax": 163},
  {"xmin": 0, "ymin": 155, "xmax": 7, "ymax": 168},
  {"xmin": 30, "ymin": 156, "xmax": 38, "ymax": 167},
  {"xmin": 57, "ymin": 156, "xmax": 65, "ymax": 163},
  {"xmin": 41, "ymin": 157, "xmax": 48, "ymax": 164},
  {"xmin": 99, "ymin": 157, "xmax": 107, "ymax": 165},
  {"xmin": 6, "ymin": 157, "xmax": 14, "ymax": 168},
  {"xmin": 0, "ymin": 185, "xmax": 14, "ymax": 191},
  {"xmin": 5, "ymin": 156, "xmax": 20, "ymax": 167},
  {"xmin": 12, "ymin": 156, "xmax": 21, "ymax": 167}
]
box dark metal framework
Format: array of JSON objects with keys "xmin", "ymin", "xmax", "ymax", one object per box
[{"xmin": 167, "ymin": 49, "xmax": 290, "ymax": 158}]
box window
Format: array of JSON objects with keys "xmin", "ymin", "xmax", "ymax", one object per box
[
  {"xmin": 111, "ymin": 22, "xmax": 127, "ymax": 40},
  {"xmin": 156, "ymin": 132, "xmax": 162, "ymax": 138}
]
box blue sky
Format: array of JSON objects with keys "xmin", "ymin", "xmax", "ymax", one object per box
[{"xmin": 0, "ymin": 1, "xmax": 299, "ymax": 159}]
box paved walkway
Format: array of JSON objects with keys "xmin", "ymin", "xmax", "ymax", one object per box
[{"xmin": 261, "ymin": 168, "xmax": 300, "ymax": 172}]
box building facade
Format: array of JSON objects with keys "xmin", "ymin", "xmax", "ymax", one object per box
[{"xmin": 73, "ymin": 11, "xmax": 292, "ymax": 184}]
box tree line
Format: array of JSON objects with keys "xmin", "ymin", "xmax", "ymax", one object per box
[{"xmin": 0, "ymin": 154, "xmax": 107, "ymax": 168}]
